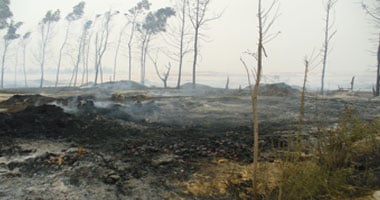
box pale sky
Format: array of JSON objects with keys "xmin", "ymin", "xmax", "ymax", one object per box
[{"xmin": 8, "ymin": 0, "xmax": 378, "ymax": 89}]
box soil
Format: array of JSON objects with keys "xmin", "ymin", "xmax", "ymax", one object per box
[{"xmin": 0, "ymin": 81, "xmax": 379, "ymax": 199}]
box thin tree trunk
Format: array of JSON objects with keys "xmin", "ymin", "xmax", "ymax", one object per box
[
  {"xmin": 22, "ymin": 44, "xmax": 28, "ymax": 87},
  {"xmin": 177, "ymin": 0, "xmax": 187, "ymax": 89},
  {"xmin": 40, "ymin": 22, "xmax": 51, "ymax": 88},
  {"xmin": 321, "ymin": 0, "xmax": 333, "ymax": 95},
  {"xmin": 253, "ymin": 0, "xmax": 263, "ymax": 198},
  {"xmin": 1, "ymin": 41, "xmax": 9, "ymax": 89},
  {"xmin": 191, "ymin": 0, "xmax": 200, "ymax": 89},
  {"xmin": 113, "ymin": 23, "xmax": 128, "ymax": 82},
  {"xmin": 71, "ymin": 32, "xmax": 84, "ymax": 87},
  {"xmin": 85, "ymin": 33, "xmax": 92, "ymax": 84},
  {"xmin": 140, "ymin": 32, "xmax": 150, "ymax": 85},
  {"xmin": 128, "ymin": 20, "xmax": 136, "ymax": 81},
  {"xmin": 55, "ymin": 22, "xmax": 71, "ymax": 87},
  {"xmin": 296, "ymin": 59, "xmax": 308, "ymax": 157},
  {"xmin": 14, "ymin": 48, "xmax": 19, "ymax": 87},
  {"xmin": 94, "ymin": 33, "xmax": 100, "ymax": 85},
  {"xmin": 376, "ymin": 33, "xmax": 380, "ymax": 96}
]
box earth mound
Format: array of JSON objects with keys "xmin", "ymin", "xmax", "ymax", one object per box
[
  {"xmin": 259, "ymin": 82, "xmax": 299, "ymax": 96},
  {"xmin": 82, "ymin": 81, "xmax": 148, "ymax": 91},
  {"xmin": 180, "ymin": 83, "xmax": 216, "ymax": 90}
]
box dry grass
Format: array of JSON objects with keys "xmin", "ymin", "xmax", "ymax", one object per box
[{"xmin": 178, "ymin": 108, "xmax": 380, "ymax": 199}]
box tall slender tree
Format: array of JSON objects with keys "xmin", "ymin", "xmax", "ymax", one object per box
[
  {"xmin": 362, "ymin": 0, "xmax": 380, "ymax": 96},
  {"xmin": 20, "ymin": 32, "xmax": 31, "ymax": 87},
  {"xmin": 125, "ymin": 0, "xmax": 151, "ymax": 81},
  {"xmin": 38, "ymin": 9, "xmax": 60, "ymax": 88},
  {"xmin": 1, "ymin": 21, "xmax": 22, "ymax": 88},
  {"xmin": 55, "ymin": 1, "xmax": 85, "ymax": 87},
  {"xmin": 0, "ymin": 0, "xmax": 12, "ymax": 88},
  {"xmin": 320, "ymin": 0, "xmax": 337, "ymax": 95},
  {"xmin": 138, "ymin": 7, "xmax": 175, "ymax": 85},
  {"xmin": 164, "ymin": 0, "xmax": 191, "ymax": 88},
  {"xmin": 240, "ymin": 0, "xmax": 279, "ymax": 198},
  {"xmin": 188, "ymin": 0, "xmax": 222, "ymax": 88},
  {"xmin": 80, "ymin": 20, "xmax": 92, "ymax": 85},
  {"xmin": 93, "ymin": 11, "xmax": 119, "ymax": 85}
]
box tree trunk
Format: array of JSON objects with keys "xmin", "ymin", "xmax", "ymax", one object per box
[
  {"xmin": 40, "ymin": 22, "xmax": 51, "ymax": 88},
  {"xmin": 22, "ymin": 44, "xmax": 28, "ymax": 87},
  {"xmin": 55, "ymin": 22, "xmax": 71, "ymax": 87},
  {"xmin": 128, "ymin": 16, "xmax": 137, "ymax": 81},
  {"xmin": 296, "ymin": 59, "xmax": 308, "ymax": 157},
  {"xmin": 177, "ymin": 0, "xmax": 186, "ymax": 89},
  {"xmin": 253, "ymin": 1, "xmax": 263, "ymax": 198},
  {"xmin": 1, "ymin": 40, "xmax": 9, "ymax": 89},
  {"xmin": 140, "ymin": 32, "xmax": 150, "ymax": 85},
  {"xmin": 376, "ymin": 34, "xmax": 380, "ymax": 96},
  {"xmin": 94, "ymin": 34, "xmax": 100, "ymax": 85},
  {"xmin": 113, "ymin": 23, "xmax": 128, "ymax": 82},
  {"xmin": 191, "ymin": 0, "xmax": 200, "ymax": 89},
  {"xmin": 321, "ymin": 0, "xmax": 334, "ymax": 95}
]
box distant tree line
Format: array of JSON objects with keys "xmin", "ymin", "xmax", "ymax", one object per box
[{"xmin": 0, "ymin": 0, "xmax": 224, "ymax": 89}]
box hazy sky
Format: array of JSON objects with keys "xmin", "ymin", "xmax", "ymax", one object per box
[{"xmin": 9, "ymin": 0, "xmax": 377, "ymax": 89}]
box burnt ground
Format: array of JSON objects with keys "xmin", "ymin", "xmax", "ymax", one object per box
[{"xmin": 0, "ymin": 82, "xmax": 379, "ymax": 199}]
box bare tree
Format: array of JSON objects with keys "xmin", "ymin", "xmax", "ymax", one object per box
[
  {"xmin": 112, "ymin": 16, "xmax": 130, "ymax": 82},
  {"xmin": 93, "ymin": 11, "xmax": 119, "ymax": 85},
  {"xmin": 163, "ymin": 0, "xmax": 192, "ymax": 89},
  {"xmin": 125, "ymin": 0, "xmax": 151, "ymax": 81},
  {"xmin": 70, "ymin": 20, "xmax": 90, "ymax": 87},
  {"xmin": 20, "ymin": 32, "xmax": 31, "ymax": 87},
  {"xmin": 240, "ymin": 0, "xmax": 279, "ymax": 198},
  {"xmin": 0, "ymin": 0, "xmax": 13, "ymax": 88},
  {"xmin": 38, "ymin": 9, "xmax": 60, "ymax": 88},
  {"xmin": 1, "ymin": 21, "xmax": 22, "ymax": 88},
  {"xmin": 80, "ymin": 20, "xmax": 92, "ymax": 85},
  {"xmin": 188, "ymin": 0, "xmax": 222, "ymax": 88},
  {"xmin": 138, "ymin": 7, "xmax": 175, "ymax": 85},
  {"xmin": 362, "ymin": 0, "xmax": 380, "ymax": 96},
  {"xmin": 320, "ymin": 0, "xmax": 338, "ymax": 95},
  {"xmin": 149, "ymin": 54, "xmax": 171, "ymax": 88},
  {"xmin": 55, "ymin": 1, "xmax": 85, "ymax": 87}
]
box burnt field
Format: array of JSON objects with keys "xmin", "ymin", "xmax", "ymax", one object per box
[{"xmin": 0, "ymin": 82, "xmax": 379, "ymax": 199}]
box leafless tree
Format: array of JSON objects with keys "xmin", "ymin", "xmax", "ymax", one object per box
[
  {"xmin": 138, "ymin": 7, "xmax": 175, "ymax": 85},
  {"xmin": 320, "ymin": 0, "xmax": 338, "ymax": 95},
  {"xmin": 241, "ymin": 0, "xmax": 279, "ymax": 198},
  {"xmin": 124, "ymin": 0, "xmax": 151, "ymax": 81},
  {"xmin": 38, "ymin": 9, "xmax": 60, "ymax": 88},
  {"xmin": 80, "ymin": 20, "xmax": 92, "ymax": 85},
  {"xmin": 362, "ymin": 0, "xmax": 380, "ymax": 96},
  {"xmin": 112, "ymin": 16, "xmax": 130, "ymax": 82},
  {"xmin": 93, "ymin": 11, "xmax": 119, "ymax": 85},
  {"xmin": 164, "ymin": 0, "xmax": 192, "ymax": 89},
  {"xmin": 55, "ymin": 2, "xmax": 85, "ymax": 87},
  {"xmin": 20, "ymin": 32, "xmax": 31, "ymax": 87},
  {"xmin": 149, "ymin": 54, "xmax": 171, "ymax": 88},
  {"xmin": 188, "ymin": 0, "xmax": 222, "ymax": 88},
  {"xmin": 1, "ymin": 21, "xmax": 22, "ymax": 88},
  {"xmin": 70, "ymin": 20, "xmax": 91, "ymax": 87}
]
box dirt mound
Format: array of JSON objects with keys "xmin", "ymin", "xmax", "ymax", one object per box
[
  {"xmin": 181, "ymin": 83, "xmax": 215, "ymax": 90},
  {"xmin": 87, "ymin": 81, "xmax": 148, "ymax": 91},
  {"xmin": 259, "ymin": 82, "xmax": 299, "ymax": 96},
  {"xmin": 0, "ymin": 104, "xmax": 78, "ymax": 139},
  {"xmin": 0, "ymin": 94, "xmax": 55, "ymax": 106}
]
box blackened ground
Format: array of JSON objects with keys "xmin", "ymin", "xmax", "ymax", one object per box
[{"xmin": 0, "ymin": 84, "xmax": 379, "ymax": 199}]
